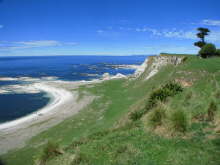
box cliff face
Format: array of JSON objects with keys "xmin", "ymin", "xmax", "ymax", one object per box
[{"xmin": 139, "ymin": 55, "xmax": 184, "ymax": 80}]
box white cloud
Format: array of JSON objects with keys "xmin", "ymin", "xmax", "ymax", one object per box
[
  {"xmin": 0, "ymin": 40, "xmax": 78, "ymax": 50},
  {"xmin": 97, "ymin": 27, "xmax": 133, "ymax": 35},
  {"xmin": 161, "ymin": 30, "xmax": 196, "ymax": 40},
  {"xmin": 97, "ymin": 30, "xmax": 104, "ymax": 33},
  {"xmin": 207, "ymin": 31, "xmax": 220, "ymax": 42},
  {"xmin": 161, "ymin": 29, "xmax": 220, "ymax": 42},
  {"xmin": 135, "ymin": 27, "xmax": 196, "ymax": 40},
  {"xmin": 15, "ymin": 40, "xmax": 61, "ymax": 47},
  {"xmin": 64, "ymin": 42, "xmax": 78, "ymax": 46},
  {"xmin": 135, "ymin": 27, "xmax": 149, "ymax": 32},
  {"xmin": 136, "ymin": 27, "xmax": 220, "ymax": 42},
  {"xmin": 0, "ymin": 25, "xmax": 3, "ymax": 29},
  {"xmin": 202, "ymin": 19, "xmax": 220, "ymax": 26}
]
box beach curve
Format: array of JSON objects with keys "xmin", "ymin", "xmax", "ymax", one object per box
[{"xmin": 0, "ymin": 83, "xmax": 72, "ymax": 131}]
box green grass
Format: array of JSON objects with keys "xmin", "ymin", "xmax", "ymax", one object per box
[
  {"xmin": 148, "ymin": 106, "xmax": 166, "ymax": 127},
  {"xmin": 37, "ymin": 141, "xmax": 62, "ymax": 164},
  {"xmin": 2, "ymin": 55, "xmax": 220, "ymax": 165},
  {"xmin": 160, "ymin": 53, "xmax": 196, "ymax": 57},
  {"xmin": 170, "ymin": 110, "xmax": 188, "ymax": 133},
  {"xmin": 47, "ymin": 123, "xmax": 220, "ymax": 165}
]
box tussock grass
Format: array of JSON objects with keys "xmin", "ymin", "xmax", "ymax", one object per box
[
  {"xmin": 207, "ymin": 101, "xmax": 217, "ymax": 121},
  {"xmin": 38, "ymin": 142, "xmax": 62, "ymax": 165},
  {"xmin": 215, "ymin": 91, "xmax": 220, "ymax": 99},
  {"xmin": 71, "ymin": 152, "xmax": 90, "ymax": 165},
  {"xmin": 130, "ymin": 82, "xmax": 183, "ymax": 121},
  {"xmin": 146, "ymin": 82, "xmax": 183, "ymax": 111},
  {"xmin": 129, "ymin": 109, "xmax": 144, "ymax": 121},
  {"xmin": 170, "ymin": 110, "xmax": 188, "ymax": 133},
  {"xmin": 148, "ymin": 106, "xmax": 166, "ymax": 128}
]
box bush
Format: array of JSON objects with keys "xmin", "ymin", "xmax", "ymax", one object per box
[
  {"xmin": 129, "ymin": 110, "xmax": 144, "ymax": 121},
  {"xmin": 39, "ymin": 141, "xmax": 62, "ymax": 164},
  {"xmin": 146, "ymin": 82, "xmax": 183, "ymax": 111},
  {"xmin": 194, "ymin": 41, "xmax": 206, "ymax": 48},
  {"xmin": 207, "ymin": 101, "xmax": 217, "ymax": 121},
  {"xmin": 199, "ymin": 43, "xmax": 216, "ymax": 58},
  {"xmin": 182, "ymin": 56, "xmax": 188, "ymax": 63},
  {"xmin": 170, "ymin": 110, "xmax": 188, "ymax": 133},
  {"xmin": 129, "ymin": 82, "xmax": 183, "ymax": 121},
  {"xmin": 216, "ymin": 49, "xmax": 220, "ymax": 56},
  {"xmin": 148, "ymin": 107, "xmax": 166, "ymax": 127}
]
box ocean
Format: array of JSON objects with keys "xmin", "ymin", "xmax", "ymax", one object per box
[{"xmin": 0, "ymin": 55, "xmax": 147, "ymax": 123}]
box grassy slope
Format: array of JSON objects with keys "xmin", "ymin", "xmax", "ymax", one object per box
[{"xmin": 2, "ymin": 55, "xmax": 220, "ymax": 165}]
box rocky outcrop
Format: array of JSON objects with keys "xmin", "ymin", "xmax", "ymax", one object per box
[
  {"xmin": 102, "ymin": 72, "xmax": 127, "ymax": 80},
  {"xmin": 134, "ymin": 58, "xmax": 149, "ymax": 77},
  {"xmin": 138, "ymin": 55, "xmax": 184, "ymax": 80}
]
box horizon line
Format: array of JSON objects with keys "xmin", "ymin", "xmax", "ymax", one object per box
[{"xmin": 0, "ymin": 54, "xmax": 154, "ymax": 57}]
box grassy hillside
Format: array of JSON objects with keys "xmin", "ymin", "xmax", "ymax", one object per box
[{"xmin": 2, "ymin": 55, "xmax": 220, "ymax": 165}]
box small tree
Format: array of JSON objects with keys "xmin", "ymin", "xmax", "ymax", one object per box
[
  {"xmin": 199, "ymin": 43, "xmax": 216, "ymax": 58},
  {"xmin": 194, "ymin": 27, "xmax": 210, "ymax": 48}
]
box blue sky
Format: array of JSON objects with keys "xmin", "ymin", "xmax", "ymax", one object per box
[{"xmin": 0, "ymin": 0, "xmax": 220, "ymax": 56}]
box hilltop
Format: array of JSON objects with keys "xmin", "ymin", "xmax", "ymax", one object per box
[{"xmin": 2, "ymin": 54, "xmax": 220, "ymax": 165}]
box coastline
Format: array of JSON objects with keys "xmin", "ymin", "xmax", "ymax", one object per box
[
  {"xmin": 0, "ymin": 57, "xmax": 149, "ymax": 154},
  {"xmin": 0, "ymin": 74, "xmax": 129, "ymax": 131}
]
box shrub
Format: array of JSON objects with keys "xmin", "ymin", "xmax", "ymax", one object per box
[
  {"xmin": 194, "ymin": 41, "xmax": 206, "ymax": 48},
  {"xmin": 182, "ymin": 56, "xmax": 188, "ymax": 63},
  {"xmin": 39, "ymin": 141, "xmax": 62, "ymax": 164},
  {"xmin": 216, "ymin": 49, "xmax": 220, "ymax": 56},
  {"xmin": 148, "ymin": 107, "xmax": 166, "ymax": 127},
  {"xmin": 199, "ymin": 43, "xmax": 216, "ymax": 58},
  {"xmin": 129, "ymin": 110, "xmax": 144, "ymax": 121},
  {"xmin": 129, "ymin": 82, "xmax": 183, "ymax": 121},
  {"xmin": 207, "ymin": 101, "xmax": 217, "ymax": 121},
  {"xmin": 170, "ymin": 110, "xmax": 188, "ymax": 133},
  {"xmin": 145, "ymin": 82, "xmax": 183, "ymax": 111}
]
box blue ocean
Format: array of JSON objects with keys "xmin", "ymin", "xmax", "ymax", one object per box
[{"xmin": 0, "ymin": 55, "xmax": 147, "ymax": 123}]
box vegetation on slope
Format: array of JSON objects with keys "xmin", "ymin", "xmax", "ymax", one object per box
[
  {"xmin": 1, "ymin": 55, "xmax": 220, "ymax": 165},
  {"xmin": 194, "ymin": 27, "xmax": 220, "ymax": 58}
]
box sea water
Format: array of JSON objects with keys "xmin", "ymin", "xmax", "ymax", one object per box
[{"xmin": 0, "ymin": 55, "xmax": 147, "ymax": 123}]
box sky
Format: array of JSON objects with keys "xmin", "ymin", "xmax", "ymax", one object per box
[{"xmin": 0, "ymin": 0, "xmax": 220, "ymax": 56}]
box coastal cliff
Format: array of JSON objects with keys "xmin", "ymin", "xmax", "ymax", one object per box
[{"xmin": 136, "ymin": 54, "xmax": 184, "ymax": 80}]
